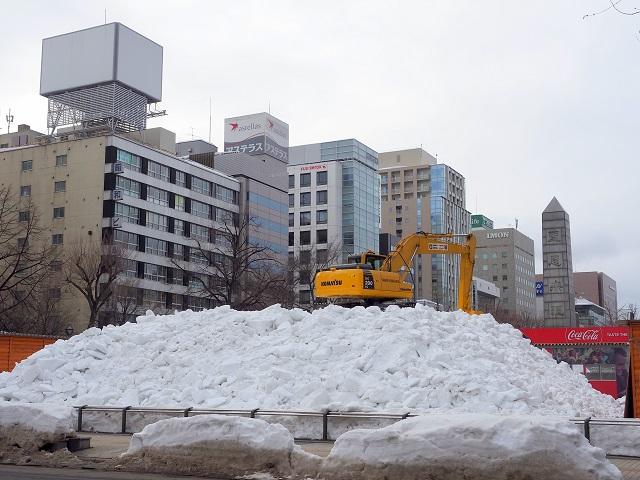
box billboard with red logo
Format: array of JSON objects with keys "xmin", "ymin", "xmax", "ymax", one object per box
[
  {"xmin": 520, "ymin": 326, "xmax": 629, "ymax": 399},
  {"xmin": 223, "ymin": 112, "xmax": 289, "ymax": 162}
]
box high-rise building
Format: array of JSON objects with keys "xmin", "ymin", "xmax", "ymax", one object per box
[
  {"xmin": 473, "ymin": 227, "xmax": 536, "ymax": 319},
  {"xmin": 542, "ymin": 197, "xmax": 577, "ymax": 327},
  {"xmin": 379, "ymin": 149, "xmax": 469, "ymax": 308},
  {"xmin": 288, "ymin": 139, "xmax": 379, "ymax": 304}
]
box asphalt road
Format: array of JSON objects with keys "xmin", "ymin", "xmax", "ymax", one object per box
[{"xmin": 0, "ymin": 465, "xmax": 219, "ymax": 479}]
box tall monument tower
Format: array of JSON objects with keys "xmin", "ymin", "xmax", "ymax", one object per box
[{"xmin": 542, "ymin": 197, "xmax": 577, "ymax": 327}]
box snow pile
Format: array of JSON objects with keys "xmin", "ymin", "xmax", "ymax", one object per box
[
  {"xmin": 0, "ymin": 304, "xmax": 622, "ymax": 417},
  {"xmin": 120, "ymin": 414, "xmax": 319, "ymax": 479},
  {"xmin": 320, "ymin": 414, "xmax": 622, "ymax": 480},
  {"xmin": 0, "ymin": 402, "xmax": 74, "ymax": 451}
]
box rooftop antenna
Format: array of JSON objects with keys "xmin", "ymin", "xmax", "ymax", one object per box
[
  {"xmin": 5, "ymin": 108, "xmax": 14, "ymax": 134},
  {"xmin": 268, "ymin": 100, "xmax": 271, "ymax": 114},
  {"xmin": 104, "ymin": 9, "xmax": 107, "ymax": 24},
  {"xmin": 208, "ymin": 97, "xmax": 212, "ymax": 143},
  {"xmin": 189, "ymin": 126, "xmax": 195, "ymax": 140},
  {"xmin": 515, "ymin": 218, "xmax": 519, "ymax": 230}
]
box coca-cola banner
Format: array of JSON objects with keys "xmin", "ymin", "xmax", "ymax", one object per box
[{"xmin": 520, "ymin": 326, "xmax": 629, "ymax": 345}]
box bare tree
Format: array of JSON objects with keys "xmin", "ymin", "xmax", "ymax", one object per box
[
  {"xmin": 172, "ymin": 215, "xmax": 287, "ymax": 310},
  {"xmin": 289, "ymin": 242, "xmax": 343, "ymax": 308},
  {"xmin": 0, "ymin": 186, "xmax": 57, "ymax": 329},
  {"xmin": 104, "ymin": 279, "xmax": 143, "ymax": 326},
  {"xmin": 64, "ymin": 240, "xmax": 130, "ymax": 329}
]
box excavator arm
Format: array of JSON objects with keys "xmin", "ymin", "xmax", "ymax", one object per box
[{"xmin": 381, "ymin": 232, "xmax": 477, "ymax": 312}]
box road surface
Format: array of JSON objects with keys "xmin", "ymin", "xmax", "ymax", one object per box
[{"xmin": 0, "ymin": 465, "xmax": 218, "ymax": 479}]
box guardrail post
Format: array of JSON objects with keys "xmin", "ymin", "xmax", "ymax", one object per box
[
  {"xmin": 584, "ymin": 417, "xmax": 592, "ymax": 442},
  {"xmin": 183, "ymin": 407, "xmax": 193, "ymax": 417},
  {"xmin": 121, "ymin": 406, "xmax": 132, "ymax": 434},
  {"xmin": 322, "ymin": 411, "xmax": 330, "ymax": 441},
  {"xmin": 76, "ymin": 405, "xmax": 88, "ymax": 432},
  {"xmin": 250, "ymin": 408, "xmax": 259, "ymax": 418}
]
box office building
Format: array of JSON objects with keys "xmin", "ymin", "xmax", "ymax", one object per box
[
  {"xmin": 379, "ymin": 148, "xmax": 469, "ymax": 308},
  {"xmin": 288, "ymin": 139, "xmax": 379, "ymax": 304},
  {"xmin": 0, "ymin": 23, "xmax": 243, "ymax": 333},
  {"xmin": 542, "ymin": 197, "xmax": 577, "ymax": 327},
  {"xmin": 0, "ymin": 124, "xmax": 44, "ymax": 149},
  {"xmin": 472, "ymin": 277, "xmax": 501, "ymax": 312},
  {"xmin": 473, "ymin": 227, "xmax": 536, "ymax": 320},
  {"xmin": 574, "ymin": 271, "xmax": 618, "ymax": 322}
]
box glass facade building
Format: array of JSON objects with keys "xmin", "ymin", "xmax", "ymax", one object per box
[{"xmin": 430, "ymin": 164, "xmax": 470, "ymax": 310}]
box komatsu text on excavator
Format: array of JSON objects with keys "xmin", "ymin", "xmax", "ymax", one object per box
[{"xmin": 314, "ymin": 232, "xmax": 477, "ymax": 313}]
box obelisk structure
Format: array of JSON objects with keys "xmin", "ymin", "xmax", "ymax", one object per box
[{"xmin": 542, "ymin": 197, "xmax": 577, "ymax": 327}]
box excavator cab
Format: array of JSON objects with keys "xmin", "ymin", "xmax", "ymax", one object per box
[{"xmin": 347, "ymin": 251, "xmax": 387, "ymax": 270}]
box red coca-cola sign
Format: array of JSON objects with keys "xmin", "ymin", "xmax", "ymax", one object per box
[{"xmin": 521, "ymin": 326, "xmax": 629, "ymax": 345}]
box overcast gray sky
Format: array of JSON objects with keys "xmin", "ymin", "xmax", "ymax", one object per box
[{"xmin": 2, "ymin": 1, "xmax": 639, "ymax": 307}]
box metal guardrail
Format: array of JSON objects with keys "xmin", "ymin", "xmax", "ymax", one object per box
[
  {"xmin": 74, "ymin": 406, "xmax": 418, "ymax": 440},
  {"xmin": 72, "ymin": 405, "xmax": 640, "ymax": 443}
]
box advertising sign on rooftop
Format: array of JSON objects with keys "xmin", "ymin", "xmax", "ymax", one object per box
[
  {"xmin": 224, "ymin": 112, "xmax": 289, "ymax": 162},
  {"xmin": 471, "ymin": 214, "xmax": 494, "ymax": 230}
]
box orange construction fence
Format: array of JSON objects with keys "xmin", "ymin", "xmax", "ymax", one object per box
[{"xmin": 0, "ymin": 335, "xmax": 59, "ymax": 372}]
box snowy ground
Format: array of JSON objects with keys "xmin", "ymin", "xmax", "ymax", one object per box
[{"xmin": 0, "ymin": 304, "xmax": 621, "ymax": 417}]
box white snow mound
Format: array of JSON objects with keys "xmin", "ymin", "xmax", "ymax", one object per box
[
  {"xmin": 0, "ymin": 401, "xmax": 75, "ymax": 451},
  {"xmin": 121, "ymin": 414, "xmax": 318, "ymax": 478},
  {"xmin": 321, "ymin": 414, "xmax": 622, "ymax": 480},
  {"xmin": 0, "ymin": 304, "xmax": 621, "ymax": 417}
]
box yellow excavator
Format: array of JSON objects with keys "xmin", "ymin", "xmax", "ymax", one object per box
[{"xmin": 314, "ymin": 232, "xmax": 477, "ymax": 313}]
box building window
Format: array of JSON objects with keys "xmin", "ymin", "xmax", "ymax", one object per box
[
  {"xmin": 117, "ymin": 149, "xmax": 141, "ymax": 172},
  {"xmin": 144, "ymin": 263, "xmax": 167, "ymax": 283},
  {"xmin": 503, "ymin": 275, "xmax": 508, "ymax": 281},
  {"xmin": 482, "ymin": 265, "xmax": 488, "ymax": 271},
  {"xmin": 288, "ymin": 232, "xmax": 294, "ymax": 246},
  {"xmin": 115, "ymin": 203, "xmax": 139, "ymax": 224},
  {"xmin": 316, "ymin": 190, "xmax": 328, "ymax": 205},
  {"xmin": 147, "ymin": 160, "xmax": 170, "ymax": 182},
  {"xmin": 116, "ymin": 176, "xmax": 141, "ymax": 198},
  {"xmin": 175, "ymin": 194, "xmax": 185, "ymax": 212},
  {"xmin": 114, "ymin": 230, "xmax": 138, "ymax": 250},
  {"xmin": 188, "ymin": 296, "xmax": 210, "ymax": 312},
  {"xmin": 142, "ymin": 289, "xmax": 167, "ymax": 311},
  {"xmin": 289, "ymin": 194, "xmax": 294, "ymax": 207},
  {"xmin": 171, "ymin": 268, "xmax": 184, "ymax": 285},
  {"xmin": 317, "ymin": 171, "xmax": 327, "ymax": 186},
  {"xmin": 191, "ymin": 224, "xmax": 209, "ymax": 243},
  {"xmin": 53, "ymin": 207, "xmax": 65, "ymax": 219},
  {"xmin": 190, "ymin": 249, "xmax": 209, "ymax": 265},
  {"xmin": 316, "ymin": 210, "xmax": 328, "ymax": 224},
  {"xmin": 21, "ymin": 160, "xmax": 32, "ymax": 171},
  {"xmin": 288, "ymin": 213, "xmax": 294, "ymax": 227},
  {"xmin": 54, "ymin": 181, "xmax": 66, "ymax": 193},
  {"xmin": 191, "ymin": 200, "xmax": 210, "ymax": 219},
  {"xmin": 191, "ymin": 176, "xmax": 211, "ymax": 196},
  {"xmin": 288, "ymin": 175, "xmax": 295, "ymax": 188},
  {"xmin": 175, "ymin": 170, "xmax": 187, "ymax": 188},
  {"xmin": 122, "ymin": 259, "xmax": 137, "ymax": 278},
  {"xmin": 18, "ymin": 211, "xmax": 30, "ymax": 222},
  {"xmin": 300, "ymin": 231, "xmax": 311, "ymax": 245},
  {"xmin": 215, "ymin": 208, "xmax": 235, "ymax": 224},
  {"xmin": 502, "ymin": 263, "xmax": 508, "ymax": 270},
  {"xmin": 145, "ymin": 237, "xmax": 167, "ymax": 256},
  {"xmin": 146, "ymin": 211, "xmax": 168, "ymax": 231},
  {"xmin": 317, "ymin": 229, "xmax": 328, "ymax": 244},
  {"xmin": 300, "ymin": 192, "xmax": 311, "ymax": 206},
  {"xmin": 174, "ymin": 219, "xmax": 185, "ymax": 236},
  {"xmin": 17, "ymin": 238, "xmax": 28, "ymax": 248},
  {"xmin": 55, "ymin": 154, "xmax": 67, "ymax": 166},
  {"xmin": 51, "ymin": 234, "xmax": 63, "ymax": 245},
  {"xmin": 300, "ymin": 211, "xmax": 311, "ymax": 226},
  {"xmin": 173, "ymin": 243, "xmax": 185, "ymax": 260},
  {"xmin": 20, "ymin": 185, "xmax": 31, "ymax": 197},
  {"xmin": 215, "ymin": 184, "xmax": 237, "ymax": 204},
  {"xmin": 147, "ymin": 186, "xmax": 169, "ymax": 206},
  {"xmin": 300, "ymin": 173, "xmax": 311, "ymax": 187}
]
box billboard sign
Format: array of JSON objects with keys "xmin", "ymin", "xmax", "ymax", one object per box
[
  {"xmin": 224, "ymin": 113, "xmax": 289, "ymax": 162},
  {"xmin": 520, "ymin": 326, "xmax": 629, "ymax": 345},
  {"xmin": 40, "ymin": 23, "xmax": 163, "ymax": 102},
  {"xmin": 471, "ymin": 214, "xmax": 494, "ymax": 230},
  {"xmin": 535, "ymin": 281, "xmax": 544, "ymax": 296}
]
